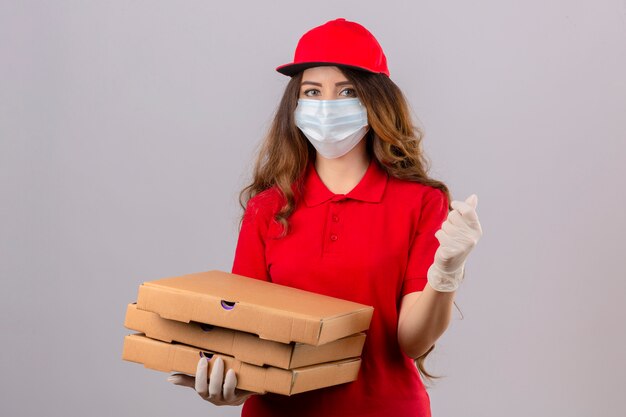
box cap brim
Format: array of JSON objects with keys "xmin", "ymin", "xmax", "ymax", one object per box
[{"xmin": 276, "ymin": 61, "xmax": 379, "ymax": 76}]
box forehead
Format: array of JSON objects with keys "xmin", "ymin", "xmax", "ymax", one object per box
[{"xmin": 301, "ymin": 66, "xmax": 350, "ymax": 82}]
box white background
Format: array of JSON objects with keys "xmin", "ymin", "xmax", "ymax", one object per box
[{"xmin": 1, "ymin": 1, "xmax": 625, "ymax": 416}]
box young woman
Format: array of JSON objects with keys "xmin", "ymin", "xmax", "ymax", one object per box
[{"xmin": 168, "ymin": 18, "xmax": 483, "ymax": 417}]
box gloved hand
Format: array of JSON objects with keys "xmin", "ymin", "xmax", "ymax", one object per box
[
  {"xmin": 427, "ymin": 194, "xmax": 483, "ymax": 292},
  {"xmin": 167, "ymin": 355, "xmax": 256, "ymax": 406}
]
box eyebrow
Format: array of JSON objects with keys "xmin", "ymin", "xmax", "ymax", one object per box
[{"xmin": 300, "ymin": 81, "xmax": 353, "ymax": 87}]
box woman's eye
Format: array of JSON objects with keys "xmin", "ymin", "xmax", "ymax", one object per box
[
  {"xmin": 303, "ymin": 89, "xmax": 320, "ymax": 97},
  {"xmin": 339, "ymin": 88, "xmax": 356, "ymax": 97}
]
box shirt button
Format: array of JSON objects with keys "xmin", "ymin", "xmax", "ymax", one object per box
[
  {"xmin": 332, "ymin": 215, "xmax": 339, "ymax": 222},
  {"xmin": 330, "ymin": 234, "xmax": 338, "ymax": 241}
]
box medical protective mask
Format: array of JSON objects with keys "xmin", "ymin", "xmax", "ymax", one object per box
[{"xmin": 294, "ymin": 98, "xmax": 369, "ymax": 159}]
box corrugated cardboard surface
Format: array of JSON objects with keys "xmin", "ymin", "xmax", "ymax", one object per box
[
  {"xmin": 124, "ymin": 303, "xmax": 367, "ymax": 369},
  {"xmin": 136, "ymin": 270, "xmax": 373, "ymax": 345},
  {"xmin": 122, "ymin": 334, "xmax": 362, "ymax": 396}
]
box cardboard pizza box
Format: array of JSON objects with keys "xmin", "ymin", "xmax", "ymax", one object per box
[
  {"xmin": 135, "ymin": 270, "xmax": 374, "ymax": 346},
  {"xmin": 124, "ymin": 303, "xmax": 366, "ymax": 369},
  {"xmin": 122, "ymin": 334, "xmax": 362, "ymax": 396}
]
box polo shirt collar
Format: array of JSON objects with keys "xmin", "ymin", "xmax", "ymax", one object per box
[{"xmin": 303, "ymin": 157, "xmax": 388, "ymax": 207}]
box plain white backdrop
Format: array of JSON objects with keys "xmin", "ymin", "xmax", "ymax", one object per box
[{"xmin": 1, "ymin": 1, "xmax": 625, "ymax": 416}]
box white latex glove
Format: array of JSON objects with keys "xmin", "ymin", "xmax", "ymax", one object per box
[
  {"xmin": 167, "ymin": 355, "xmax": 256, "ymax": 406},
  {"xmin": 427, "ymin": 194, "xmax": 483, "ymax": 292}
]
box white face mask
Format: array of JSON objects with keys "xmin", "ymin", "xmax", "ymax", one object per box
[{"xmin": 294, "ymin": 98, "xmax": 369, "ymax": 159}]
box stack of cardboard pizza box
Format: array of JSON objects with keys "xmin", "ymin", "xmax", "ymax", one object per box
[{"xmin": 122, "ymin": 270, "xmax": 374, "ymax": 395}]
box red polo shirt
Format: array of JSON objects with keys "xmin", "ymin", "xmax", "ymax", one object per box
[{"xmin": 231, "ymin": 157, "xmax": 448, "ymax": 417}]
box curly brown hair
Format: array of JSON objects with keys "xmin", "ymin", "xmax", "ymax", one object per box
[{"xmin": 238, "ymin": 66, "xmax": 451, "ymax": 380}]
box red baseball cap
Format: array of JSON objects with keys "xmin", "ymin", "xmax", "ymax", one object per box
[{"xmin": 276, "ymin": 18, "xmax": 390, "ymax": 77}]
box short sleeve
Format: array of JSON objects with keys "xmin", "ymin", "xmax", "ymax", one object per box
[
  {"xmin": 231, "ymin": 191, "xmax": 276, "ymax": 282},
  {"xmin": 401, "ymin": 187, "xmax": 449, "ymax": 296}
]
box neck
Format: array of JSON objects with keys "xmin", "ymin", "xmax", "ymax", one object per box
[{"xmin": 314, "ymin": 139, "xmax": 370, "ymax": 195}]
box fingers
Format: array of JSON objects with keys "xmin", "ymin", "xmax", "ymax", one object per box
[
  {"xmin": 168, "ymin": 355, "xmax": 251, "ymax": 406},
  {"xmin": 452, "ymin": 194, "xmax": 477, "ymax": 211},
  {"xmin": 195, "ymin": 354, "xmax": 210, "ymax": 397},
  {"xmin": 167, "ymin": 373, "xmax": 195, "ymax": 389},
  {"xmin": 434, "ymin": 229, "xmax": 446, "ymax": 245},
  {"xmin": 222, "ymin": 367, "xmax": 255, "ymax": 405},
  {"xmin": 465, "ymin": 194, "xmax": 478, "ymax": 209},
  {"xmin": 450, "ymin": 194, "xmax": 480, "ymax": 225},
  {"xmin": 227, "ymin": 374, "xmax": 256, "ymax": 406},
  {"xmin": 450, "ymin": 200, "xmax": 478, "ymax": 223},
  {"xmin": 434, "ymin": 225, "xmax": 475, "ymax": 272},
  {"xmin": 442, "ymin": 215, "xmax": 480, "ymax": 240},
  {"xmin": 208, "ymin": 357, "xmax": 225, "ymax": 400},
  {"xmin": 223, "ymin": 368, "xmax": 238, "ymax": 402},
  {"xmin": 446, "ymin": 210, "xmax": 463, "ymax": 226},
  {"xmin": 437, "ymin": 225, "xmax": 471, "ymax": 246}
]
